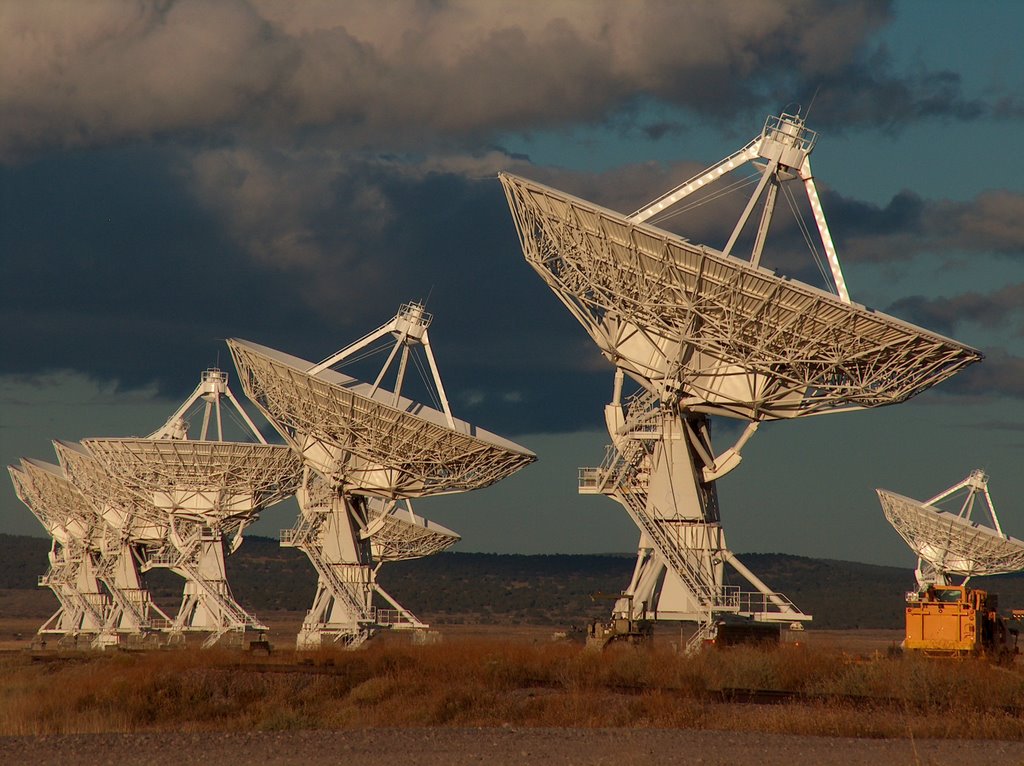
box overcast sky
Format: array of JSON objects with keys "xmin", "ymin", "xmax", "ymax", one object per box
[{"xmin": 3, "ymin": 0, "xmax": 1024, "ymax": 569}]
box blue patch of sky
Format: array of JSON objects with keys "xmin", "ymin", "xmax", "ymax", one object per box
[
  {"xmin": 851, "ymin": 251, "xmax": 1022, "ymax": 306},
  {"xmin": 495, "ymin": 99, "xmax": 762, "ymax": 177}
]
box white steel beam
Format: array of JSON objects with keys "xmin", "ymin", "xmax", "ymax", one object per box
[
  {"xmin": 799, "ymin": 157, "xmax": 850, "ymax": 303},
  {"xmin": 629, "ymin": 141, "xmax": 761, "ymax": 223}
]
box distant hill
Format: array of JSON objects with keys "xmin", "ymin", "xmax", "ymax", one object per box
[{"xmin": 6, "ymin": 533, "xmax": 1024, "ymax": 630}]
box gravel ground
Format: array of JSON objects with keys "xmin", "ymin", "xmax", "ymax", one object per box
[{"xmin": 1, "ymin": 727, "xmax": 1021, "ymax": 766}]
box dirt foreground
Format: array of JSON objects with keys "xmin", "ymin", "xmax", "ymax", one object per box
[{"xmin": 1, "ymin": 727, "xmax": 1022, "ymax": 766}]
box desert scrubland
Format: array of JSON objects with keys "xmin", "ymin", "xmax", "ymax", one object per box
[
  {"xmin": 0, "ymin": 627, "xmax": 1022, "ymax": 739},
  {"xmin": 4, "ymin": 538, "xmax": 1024, "ymax": 763}
]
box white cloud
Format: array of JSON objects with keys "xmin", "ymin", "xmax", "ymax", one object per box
[{"xmin": 1, "ymin": 0, "xmax": 891, "ymax": 159}]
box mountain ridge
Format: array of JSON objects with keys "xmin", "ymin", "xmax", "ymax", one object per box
[{"xmin": 4, "ymin": 533, "xmax": 1024, "ymax": 630}]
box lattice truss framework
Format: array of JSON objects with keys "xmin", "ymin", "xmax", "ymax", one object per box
[
  {"xmin": 77, "ymin": 434, "xmax": 300, "ymax": 645},
  {"xmin": 81, "ymin": 439, "xmax": 300, "ymax": 528},
  {"xmin": 501, "ymin": 173, "xmax": 981, "ymax": 420},
  {"xmin": 581, "ymin": 389, "xmax": 807, "ymax": 641},
  {"xmin": 54, "ymin": 440, "xmax": 167, "ymax": 546},
  {"xmin": 587, "ymin": 426, "xmax": 720, "ymax": 603},
  {"xmin": 228, "ymin": 309, "xmax": 534, "ymax": 649},
  {"xmin": 289, "ymin": 467, "xmax": 459, "ymax": 562},
  {"xmin": 8, "ymin": 459, "xmax": 110, "ymax": 636},
  {"xmin": 228, "ymin": 340, "xmax": 534, "ymax": 497},
  {"xmin": 15, "ymin": 447, "xmax": 180, "ymax": 643},
  {"xmin": 879, "ymin": 489, "xmax": 1024, "ymax": 579},
  {"xmin": 52, "ymin": 441, "xmax": 179, "ymax": 638},
  {"xmin": 365, "ymin": 501, "xmax": 461, "ymax": 561},
  {"xmin": 9, "ymin": 459, "xmax": 99, "ymax": 548}
]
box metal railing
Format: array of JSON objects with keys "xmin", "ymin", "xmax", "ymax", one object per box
[
  {"xmin": 578, "ymin": 467, "xmax": 601, "ymax": 491},
  {"xmin": 596, "ymin": 438, "xmax": 721, "ymax": 610},
  {"xmin": 732, "ymin": 588, "xmax": 802, "ymax": 618},
  {"xmin": 369, "ymin": 608, "xmax": 417, "ymax": 627},
  {"xmin": 146, "ymin": 549, "xmax": 181, "ymax": 567}
]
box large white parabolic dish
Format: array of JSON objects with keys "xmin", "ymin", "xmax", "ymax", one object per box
[
  {"xmin": 227, "ymin": 338, "xmax": 536, "ymax": 498},
  {"xmin": 878, "ymin": 488, "xmax": 1024, "ymax": 578},
  {"xmin": 500, "ymin": 173, "xmax": 981, "ymax": 420},
  {"xmin": 81, "ymin": 438, "xmax": 300, "ymax": 523},
  {"xmin": 53, "ymin": 440, "xmax": 167, "ymax": 545},
  {"xmin": 9, "ymin": 458, "xmax": 96, "ymax": 546}
]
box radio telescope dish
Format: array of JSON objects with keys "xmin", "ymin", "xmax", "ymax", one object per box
[
  {"xmin": 53, "ymin": 439, "xmax": 167, "ymax": 546},
  {"xmin": 879, "ymin": 469, "xmax": 1024, "ymax": 587},
  {"xmin": 364, "ymin": 499, "xmax": 462, "ymax": 562},
  {"xmin": 228, "ymin": 301, "xmax": 535, "ymax": 647},
  {"xmin": 500, "ymin": 173, "xmax": 979, "ymax": 421},
  {"xmin": 82, "ymin": 368, "xmax": 300, "ymax": 647},
  {"xmin": 51, "ymin": 440, "xmax": 172, "ymax": 643},
  {"xmin": 8, "ymin": 459, "xmax": 109, "ymax": 642},
  {"xmin": 228, "ymin": 339, "xmax": 534, "ymax": 496},
  {"xmin": 503, "ymin": 111, "xmax": 979, "ymax": 650},
  {"xmin": 82, "ymin": 439, "xmax": 299, "ymax": 522}
]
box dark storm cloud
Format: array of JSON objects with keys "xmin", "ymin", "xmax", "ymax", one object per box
[
  {"xmin": 822, "ymin": 188, "xmax": 1024, "ymax": 264},
  {"xmin": 780, "ymin": 51, "xmax": 987, "ymax": 131},
  {"xmin": 0, "ymin": 146, "xmax": 614, "ymax": 434},
  {"xmin": 888, "ymin": 283, "xmax": 1024, "ymax": 337},
  {"xmin": 0, "ymin": 147, "xmax": 323, "ymax": 392},
  {"xmin": 9, "ymin": 135, "xmax": 1022, "ymax": 436},
  {"xmin": 940, "ymin": 348, "xmax": 1024, "ymax": 400},
  {"xmin": 4, "ymin": 0, "xmax": 1022, "ymax": 437},
  {"xmin": 992, "ymin": 96, "xmax": 1024, "ymax": 120}
]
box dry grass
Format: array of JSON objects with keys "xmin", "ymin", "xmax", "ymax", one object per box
[{"xmin": 0, "ymin": 639, "xmax": 1022, "ymax": 739}]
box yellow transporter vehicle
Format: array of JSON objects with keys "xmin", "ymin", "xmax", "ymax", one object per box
[
  {"xmin": 904, "ymin": 584, "xmax": 1020, "ymax": 658},
  {"xmin": 879, "ymin": 470, "xmax": 1024, "ymax": 661}
]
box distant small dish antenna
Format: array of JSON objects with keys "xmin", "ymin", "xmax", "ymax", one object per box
[
  {"xmin": 53, "ymin": 439, "xmax": 173, "ymax": 644},
  {"xmin": 8, "ymin": 459, "xmax": 111, "ymax": 644},
  {"xmin": 879, "ymin": 469, "xmax": 1024, "ymax": 588}
]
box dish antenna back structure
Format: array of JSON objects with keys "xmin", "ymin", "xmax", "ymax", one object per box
[
  {"xmin": 8, "ymin": 459, "xmax": 111, "ymax": 644},
  {"xmin": 228, "ymin": 301, "xmax": 536, "ymax": 648},
  {"xmin": 501, "ymin": 111, "xmax": 981, "ymax": 649},
  {"xmin": 82, "ymin": 368, "xmax": 300, "ymax": 647},
  {"xmin": 53, "ymin": 439, "xmax": 173, "ymax": 643},
  {"xmin": 879, "ymin": 470, "xmax": 1024, "ymax": 587}
]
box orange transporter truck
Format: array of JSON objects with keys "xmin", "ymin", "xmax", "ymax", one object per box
[{"xmin": 904, "ymin": 584, "xmax": 1023, "ymax": 659}]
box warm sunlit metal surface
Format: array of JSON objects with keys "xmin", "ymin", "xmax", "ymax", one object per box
[
  {"xmin": 879, "ymin": 488, "xmax": 1024, "ymax": 577},
  {"xmin": 9, "ymin": 458, "xmax": 96, "ymax": 546},
  {"xmin": 365, "ymin": 506, "xmax": 461, "ymax": 562},
  {"xmin": 501, "ymin": 172, "xmax": 982, "ymax": 420},
  {"xmin": 53, "ymin": 440, "xmax": 168, "ymax": 543},
  {"xmin": 227, "ymin": 338, "xmax": 536, "ymax": 498},
  {"xmin": 81, "ymin": 438, "xmax": 300, "ymax": 520}
]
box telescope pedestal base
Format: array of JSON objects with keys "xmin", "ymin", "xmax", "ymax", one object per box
[
  {"xmin": 147, "ymin": 528, "xmax": 267, "ymax": 649},
  {"xmin": 286, "ymin": 489, "xmax": 427, "ymax": 650},
  {"xmin": 586, "ymin": 409, "xmax": 810, "ymax": 653}
]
